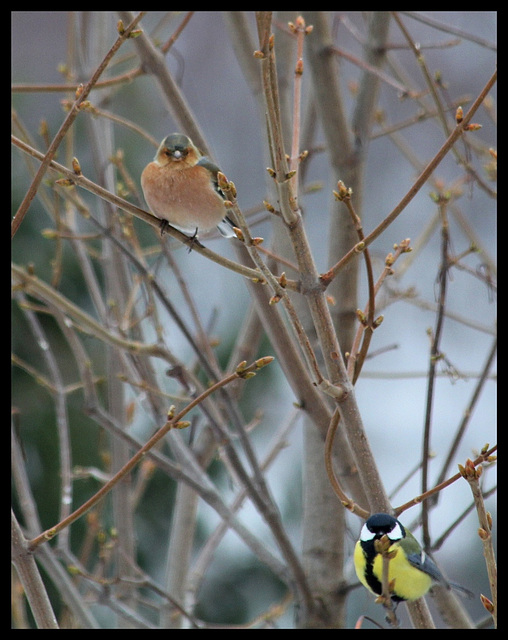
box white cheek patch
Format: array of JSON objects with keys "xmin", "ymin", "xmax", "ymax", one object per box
[
  {"xmin": 360, "ymin": 523, "xmax": 375, "ymax": 542},
  {"xmin": 388, "ymin": 522, "xmax": 404, "ymax": 542},
  {"xmin": 359, "ymin": 520, "xmax": 404, "ymax": 542}
]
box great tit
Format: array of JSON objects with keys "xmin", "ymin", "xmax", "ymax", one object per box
[{"xmin": 354, "ymin": 513, "xmax": 471, "ymax": 603}]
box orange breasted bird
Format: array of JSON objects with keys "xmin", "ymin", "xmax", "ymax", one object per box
[{"xmin": 141, "ymin": 133, "xmax": 236, "ymax": 238}]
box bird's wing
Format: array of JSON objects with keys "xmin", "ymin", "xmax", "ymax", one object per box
[
  {"xmin": 406, "ymin": 550, "xmax": 443, "ymax": 582},
  {"xmin": 196, "ymin": 156, "xmax": 222, "ymax": 181}
]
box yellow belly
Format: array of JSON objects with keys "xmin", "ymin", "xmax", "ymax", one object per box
[{"xmin": 355, "ymin": 542, "xmax": 433, "ymax": 601}]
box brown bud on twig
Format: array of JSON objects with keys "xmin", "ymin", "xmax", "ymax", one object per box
[{"xmin": 72, "ymin": 157, "xmax": 82, "ymax": 176}]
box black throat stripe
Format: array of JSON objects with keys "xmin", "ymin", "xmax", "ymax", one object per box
[{"xmin": 360, "ymin": 540, "xmax": 405, "ymax": 603}]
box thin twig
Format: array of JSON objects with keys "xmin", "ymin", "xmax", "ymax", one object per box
[
  {"xmin": 421, "ymin": 197, "xmax": 450, "ymax": 548},
  {"xmin": 11, "ymin": 135, "xmax": 274, "ymax": 287},
  {"xmin": 11, "ymin": 12, "xmax": 146, "ymax": 237},
  {"xmin": 323, "ymin": 67, "xmax": 497, "ymax": 282},
  {"xmin": 27, "ymin": 357, "xmax": 274, "ymax": 551},
  {"xmin": 324, "ymin": 409, "xmax": 369, "ymax": 518},
  {"xmin": 436, "ymin": 336, "xmax": 497, "ymax": 485},
  {"xmin": 400, "ymin": 12, "xmax": 497, "ymax": 51},
  {"xmin": 395, "ymin": 444, "xmax": 497, "ymax": 516}
]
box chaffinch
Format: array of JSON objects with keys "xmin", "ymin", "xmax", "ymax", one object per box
[{"xmin": 141, "ymin": 133, "xmax": 235, "ymax": 237}]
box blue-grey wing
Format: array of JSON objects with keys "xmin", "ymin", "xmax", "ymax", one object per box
[
  {"xmin": 408, "ymin": 550, "xmax": 474, "ymax": 598},
  {"xmin": 406, "ymin": 551, "xmax": 443, "ymax": 583},
  {"xmin": 196, "ymin": 156, "xmax": 223, "ymax": 195},
  {"xmin": 196, "ymin": 157, "xmax": 236, "ymax": 236}
]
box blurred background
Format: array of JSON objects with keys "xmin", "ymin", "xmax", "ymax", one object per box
[{"xmin": 12, "ymin": 12, "xmax": 496, "ymax": 628}]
